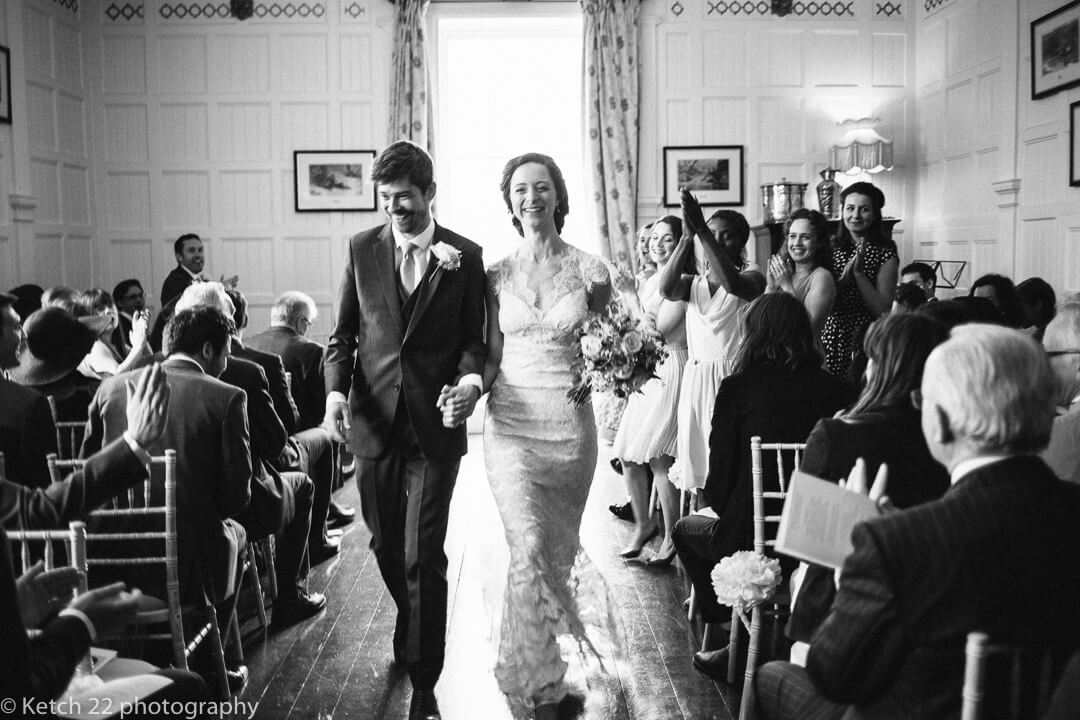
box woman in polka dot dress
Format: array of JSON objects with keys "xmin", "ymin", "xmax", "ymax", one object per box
[{"xmin": 820, "ymin": 182, "xmax": 898, "ymax": 380}]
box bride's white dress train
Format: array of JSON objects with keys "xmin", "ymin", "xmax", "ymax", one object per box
[{"xmin": 483, "ymin": 246, "xmax": 612, "ymax": 706}]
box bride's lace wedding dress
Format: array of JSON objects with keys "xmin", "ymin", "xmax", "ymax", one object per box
[{"xmin": 483, "ymin": 245, "xmax": 612, "ymax": 706}]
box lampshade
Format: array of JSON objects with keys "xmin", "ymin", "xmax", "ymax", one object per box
[{"xmin": 829, "ymin": 118, "xmax": 893, "ymax": 175}]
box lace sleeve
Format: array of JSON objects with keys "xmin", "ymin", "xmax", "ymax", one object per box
[{"xmin": 582, "ymin": 254, "xmax": 611, "ymax": 294}]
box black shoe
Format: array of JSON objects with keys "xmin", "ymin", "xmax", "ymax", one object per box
[
  {"xmin": 272, "ymin": 588, "xmax": 326, "ymax": 627},
  {"xmin": 310, "ymin": 536, "xmax": 340, "ymax": 565},
  {"xmin": 693, "ymin": 647, "xmax": 744, "ymax": 682},
  {"xmin": 327, "ymin": 500, "xmax": 355, "ymax": 527},
  {"xmin": 227, "ymin": 665, "xmax": 249, "ymax": 694},
  {"xmin": 609, "ymin": 458, "xmax": 623, "ymax": 475},
  {"xmin": 393, "ymin": 615, "xmax": 407, "ymax": 665},
  {"xmin": 608, "ymin": 502, "xmax": 634, "ymax": 522},
  {"xmin": 409, "ymin": 688, "xmax": 441, "ymax": 720}
]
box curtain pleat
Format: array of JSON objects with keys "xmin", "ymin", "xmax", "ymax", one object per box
[{"xmin": 389, "ymin": 0, "xmax": 433, "ymax": 152}]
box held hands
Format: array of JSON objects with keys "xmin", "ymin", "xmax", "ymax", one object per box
[
  {"xmin": 322, "ymin": 399, "xmax": 351, "ymax": 444},
  {"xmin": 69, "ymin": 582, "xmax": 141, "ymax": 637},
  {"xmin": 17, "ymin": 561, "xmax": 83, "ymax": 628},
  {"xmin": 680, "ymin": 188, "xmax": 706, "ymax": 237},
  {"xmin": 437, "ymin": 384, "xmax": 481, "ymax": 429},
  {"xmin": 125, "ymin": 362, "xmax": 170, "ymax": 449}
]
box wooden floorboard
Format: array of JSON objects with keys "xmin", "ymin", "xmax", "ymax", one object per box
[{"xmin": 234, "ymin": 437, "xmax": 739, "ymax": 720}]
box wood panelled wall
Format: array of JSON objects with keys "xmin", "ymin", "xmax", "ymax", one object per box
[{"xmin": 637, "ymin": 0, "xmax": 915, "ymax": 267}]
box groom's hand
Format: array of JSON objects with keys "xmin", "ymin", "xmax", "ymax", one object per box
[
  {"xmin": 322, "ymin": 397, "xmax": 351, "ymax": 443},
  {"xmin": 437, "ymin": 384, "xmax": 480, "ymax": 428}
]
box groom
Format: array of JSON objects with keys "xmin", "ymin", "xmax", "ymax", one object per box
[{"xmin": 323, "ymin": 140, "xmax": 486, "ymax": 720}]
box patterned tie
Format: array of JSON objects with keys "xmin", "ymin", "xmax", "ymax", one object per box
[{"xmin": 400, "ymin": 243, "xmax": 419, "ymax": 295}]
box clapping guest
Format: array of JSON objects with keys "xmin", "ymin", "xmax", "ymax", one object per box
[
  {"xmin": 1017, "ymin": 276, "xmax": 1057, "ymax": 341},
  {"xmin": 112, "ymin": 279, "xmax": 148, "ymax": 353},
  {"xmin": 766, "ymin": 208, "xmax": 835, "ymax": 338},
  {"xmin": 611, "ymin": 216, "xmax": 690, "ymax": 562},
  {"xmin": 969, "ymin": 273, "xmax": 1024, "ymax": 328},
  {"xmin": 786, "ymin": 314, "xmax": 950, "ymax": 659},
  {"xmin": 660, "ymin": 191, "xmax": 765, "ymax": 493},
  {"xmin": 675, "ymin": 293, "xmax": 856, "ymax": 680},
  {"xmin": 76, "ymin": 288, "xmax": 152, "ymax": 380},
  {"xmin": 635, "ymin": 221, "xmax": 657, "ymax": 285},
  {"xmin": 820, "ymin": 182, "xmax": 898, "ymax": 380}
]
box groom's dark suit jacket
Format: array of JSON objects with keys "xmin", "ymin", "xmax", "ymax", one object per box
[
  {"xmin": 325, "ymin": 223, "xmax": 486, "ymax": 461},
  {"xmin": 804, "ymin": 456, "xmax": 1080, "ymax": 720}
]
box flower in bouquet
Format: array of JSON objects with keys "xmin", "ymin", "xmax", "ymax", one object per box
[
  {"xmin": 710, "ymin": 550, "xmax": 782, "ymax": 614},
  {"xmin": 567, "ymin": 301, "xmax": 667, "ymax": 406}
]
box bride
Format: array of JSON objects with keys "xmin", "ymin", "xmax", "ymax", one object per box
[{"xmin": 444, "ymin": 152, "xmax": 612, "ymax": 719}]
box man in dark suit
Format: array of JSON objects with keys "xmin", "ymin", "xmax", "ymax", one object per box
[
  {"xmin": 0, "ymin": 293, "xmax": 59, "ymax": 489},
  {"xmin": 160, "ymin": 234, "xmax": 206, "ymax": 308},
  {"xmin": 323, "ymin": 141, "xmax": 486, "ymax": 720},
  {"xmin": 111, "ymin": 279, "xmax": 146, "ymax": 353},
  {"xmin": 82, "ymin": 306, "xmax": 251, "ymax": 606},
  {"xmin": 755, "ymin": 324, "xmax": 1080, "ymax": 720}
]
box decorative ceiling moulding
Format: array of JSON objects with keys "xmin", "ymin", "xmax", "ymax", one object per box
[
  {"xmin": 341, "ymin": 0, "xmax": 370, "ymax": 22},
  {"xmin": 921, "ymin": 0, "xmax": 956, "ymax": 18},
  {"xmin": 667, "ymin": 0, "xmax": 856, "ymax": 20},
  {"xmin": 874, "ymin": 1, "xmax": 904, "ymax": 19},
  {"xmin": 52, "ymin": 0, "xmax": 80, "ymax": 15},
  {"xmin": 103, "ymin": 2, "xmax": 145, "ymax": 23},
  {"xmin": 157, "ymin": 1, "xmax": 327, "ymax": 22}
]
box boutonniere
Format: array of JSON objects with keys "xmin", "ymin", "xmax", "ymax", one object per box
[{"xmin": 430, "ymin": 242, "xmax": 462, "ymax": 272}]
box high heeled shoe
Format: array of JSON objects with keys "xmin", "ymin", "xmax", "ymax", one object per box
[
  {"xmin": 619, "ymin": 526, "xmax": 659, "ymax": 558},
  {"xmin": 644, "ymin": 543, "xmax": 677, "ymax": 567}
]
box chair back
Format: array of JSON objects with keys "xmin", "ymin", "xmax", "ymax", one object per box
[
  {"xmin": 962, "ymin": 631, "xmax": 1076, "ymax": 720},
  {"xmin": 749, "ymin": 435, "xmax": 806, "ymax": 554},
  {"xmin": 47, "ymin": 395, "xmax": 87, "ymax": 460},
  {"xmin": 7, "ymin": 521, "xmax": 89, "ymax": 593}
]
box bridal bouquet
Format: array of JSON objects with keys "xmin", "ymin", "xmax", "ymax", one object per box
[
  {"xmin": 567, "ymin": 301, "xmax": 667, "ymax": 406},
  {"xmin": 711, "ymin": 551, "xmax": 783, "ymax": 619}
]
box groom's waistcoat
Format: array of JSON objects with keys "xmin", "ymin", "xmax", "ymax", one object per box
[{"xmin": 325, "ymin": 222, "xmax": 487, "ymax": 461}]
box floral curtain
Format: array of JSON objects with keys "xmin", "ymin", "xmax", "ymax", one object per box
[
  {"xmin": 389, "ymin": 0, "xmax": 432, "ymax": 151},
  {"xmin": 581, "ymin": 0, "xmax": 640, "ymax": 275}
]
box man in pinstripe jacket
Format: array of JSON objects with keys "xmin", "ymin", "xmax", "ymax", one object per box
[{"xmin": 756, "ymin": 324, "xmax": 1080, "ymax": 720}]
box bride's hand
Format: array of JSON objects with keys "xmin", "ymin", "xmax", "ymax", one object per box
[{"xmin": 437, "ymin": 384, "xmax": 480, "ymax": 428}]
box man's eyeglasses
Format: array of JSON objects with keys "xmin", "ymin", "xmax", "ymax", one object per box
[{"xmin": 1046, "ymin": 349, "xmax": 1080, "ymax": 358}]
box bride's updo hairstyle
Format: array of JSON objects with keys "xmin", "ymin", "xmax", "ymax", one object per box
[
  {"xmin": 499, "ymin": 152, "xmax": 570, "ymax": 236},
  {"xmin": 731, "ymin": 293, "xmax": 820, "ymax": 374}
]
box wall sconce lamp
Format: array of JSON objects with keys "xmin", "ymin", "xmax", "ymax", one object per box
[{"xmin": 829, "ymin": 117, "xmax": 893, "ymax": 175}]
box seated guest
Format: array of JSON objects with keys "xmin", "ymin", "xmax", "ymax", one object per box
[
  {"xmin": 111, "ymin": 278, "xmax": 148, "ymax": 353},
  {"xmin": 8, "ymin": 283, "xmax": 43, "ymax": 323},
  {"xmin": 890, "ymin": 282, "xmax": 926, "ymax": 314},
  {"xmin": 0, "ymin": 294, "xmax": 58, "ymax": 489},
  {"xmin": 969, "ymin": 273, "xmax": 1024, "ymax": 327},
  {"xmin": 76, "ymin": 288, "xmax": 152, "ymax": 379},
  {"xmin": 82, "ymin": 306, "xmax": 251, "ymax": 605},
  {"xmin": 755, "ymin": 324, "xmax": 1080, "ymax": 720},
  {"xmin": 899, "ymin": 261, "xmax": 937, "ymax": 302},
  {"xmin": 1042, "ymin": 298, "xmax": 1080, "ymax": 484},
  {"xmin": 247, "ymin": 290, "xmax": 356, "ymax": 535},
  {"xmin": 12, "ymin": 303, "xmax": 100, "ymax": 423},
  {"xmin": 177, "ymin": 284, "xmax": 327, "ymax": 622},
  {"xmin": 786, "ymin": 314, "xmax": 951, "ymax": 659},
  {"xmin": 1017, "ymin": 276, "xmax": 1056, "ymax": 341},
  {"xmin": 673, "ymin": 293, "xmax": 856, "ymax": 679}
]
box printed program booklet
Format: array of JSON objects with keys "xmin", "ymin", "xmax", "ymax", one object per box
[{"xmin": 775, "ymin": 470, "xmax": 879, "ymax": 569}]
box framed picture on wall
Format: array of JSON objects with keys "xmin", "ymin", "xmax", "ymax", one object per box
[
  {"xmin": 662, "ymin": 145, "xmax": 744, "ymax": 207},
  {"xmin": 293, "ymin": 150, "xmax": 377, "ymax": 212},
  {"xmin": 0, "ymin": 46, "xmax": 11, "ymax": 124},
  {"xmin": 1031, "ymin": 0, "xmax": 1080, "ymax": 99},
  {"xmin": 1071, "ymin": 100, "xmax": 1080, "ymax": 186}
]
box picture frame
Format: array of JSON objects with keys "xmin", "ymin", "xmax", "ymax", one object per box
[
  {"xmin": 1072, "ymin": 100, "xmax": 1080, "ymax": 187},
  {"xmin": 293, "ymin": 150, "xmax": 377, "ymax": 212},
  {"xmin": 662, "ymin": 145, "xmax": 744, "ymax": 207},
  {"xmin": 1031, "ymin": 0, "xmax": 1080, "ymax": 100},
  {"xmin": 0, "ymin": 46, "xmax": 11, "ymax": 124}
]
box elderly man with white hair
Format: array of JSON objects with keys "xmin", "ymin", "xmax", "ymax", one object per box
[
  {"xmin": 1041, "ymin": 297, "xmax": 1080, "ymax": 484},
  {"xmin": 755, "ymin": 324, "xmax": 1080, "ymax": 720}
]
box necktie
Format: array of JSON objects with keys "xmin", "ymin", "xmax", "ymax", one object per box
[{"xmin": 400, "ymin": 243, "xmax": 419, "ymax": 294}]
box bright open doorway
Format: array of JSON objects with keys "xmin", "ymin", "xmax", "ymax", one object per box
[{"xmin": 429, "ymin": 5, "xmax": 591, "ymax": 264}]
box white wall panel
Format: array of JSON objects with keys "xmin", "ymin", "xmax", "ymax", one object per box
[
  {"xmin": 917, "ymin": 19, "xmax": 945, "ymax": 87},
  {"xmin": 159, "ymin": 104, "xmax": 209, "ymax": 161},
  {"xmin": 217, "ymin": 171, "xmax": 273, "ymax": 227},
  {"xmin": 974, "ymin": 149, "xmax": 999, "ymax": 217},
  {"xmin": 702, "ymin": 98, "xmax": 746, "ymax": 145},
  {"xmin": 281, "ymin": 103, "xmax": 330, "ymax": 155},
  {"xmin": 340, "ymin": 102, "xmax": 375, "ymax": 148},
  {"xmin": 811, "ymin": 32, "xmax": 858, "ymax": 87},
  {"xmin": 104, "ymin": 104, "xmax": 149, "ymax": 162},
  {"xmin": 32, "ymin": 159, "xmax": 60, "ymax": 222},
  {"xmin": 218, "ymin": 237, "xmax": 275, "ymax": 291},
  {"xmin": 944, "ymin": 79, "xmax": 975, "ymax": 150},
  {"xmin": 214, "ymin": 103, "xmax": 271, "ymax": 161},
  {"xmin": 61, "ymin": 166, "xmax": 91, "ymax": 225},
  {"xmin": 106, "ymin": 173, "xmax": 152, "ymax": 229},
  {"xmin": 702, "ymin": 31, "xmax": 744, "ymax": 87},
  {"xmin": 1016, "ymin": 218, "xmax": 1056, "ymax": 282},
  {"xmin": 55, "ymin": 21, "xmax": 83, "ymax": 87},
  {"xmin": 34, "ymin": 235, "xmax": 63, "ymax": 287},
  {"xmin": 58, "ymin": 93, "xmax": 87, "ymax": 156},
  {"xmin": 211, "ymin": 36, "xmax": 270, "ymax": 94},
  {"xmin": 339, "ymin": 35, "xmax": 374, "ymax": 93},
  {"xmin": 665, "ymin": 100, "xmax": 692, "ymax": 145},
  {"xmin": 0, "ymin": 237, "xmax": 13, "ymax": 292},
  {"xmin": 970, "ymin": 237, "xmax": 1001, "ymax": 281},
  {"xmin": 102, "ymin": 36, "xmax": 147, "ymax": 94},
  {"xmin": 24, "ymin": 6, "xmax": 53, "ymax": 77},
  {"xmin": 161, "ymin": 172, "xmax": 211, "ymax": 228},
  {"xmin": 945, "ymin": 4, "xmax": 976, "ymax": 76},
  {"xmin": 975, "ymin": 70, "xmax": 1001, "ymax": 143},
  {"xmin": 943, "ymin": 155, "xmax": 975, "ymax": 217},
  {"xmin": 919, "ymin": 90, "xmax": 944, "ymax": 161},
  {"xmin": 1066, "ymin": 223, "xmax": 1080, "ymax": 294},
  {"xmin": 64, "ymin": 236, "xmax": 94, "ymax": 290},
  {"xmin": 106, "ymin": 239, "xmax": 155, "ymax": 290},
  {"xmin": 872, "ymin": 33, "xmax": 907, "ymax": 87},
  {"xmin": 753, "ymin": 32, "xmax": 802, "ymax": 87},
  {"xmin": 279, "ymin": 35, "xmax": 329, "ymax": 93},
  {"xmin": 282, "ymin": 236, "xmax": 334, "ymax": 292},
  {"xmin": 1021, "ymin": 134, "xmax": 1062, "ymax": 207},
  {"xmin": 757, "ymin": 97, "xmax": 804, "ymax": 157},
  {"xmin": 158, "ymin": 36, "xmax": 207, "ymax": 94},
  {"xmin": 27, "ymin": 82, "xmax": 57, "ymax": 150},
  {"xmin": 664, "ymin": 31, "xmax": 692, "ymax": 91}
]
